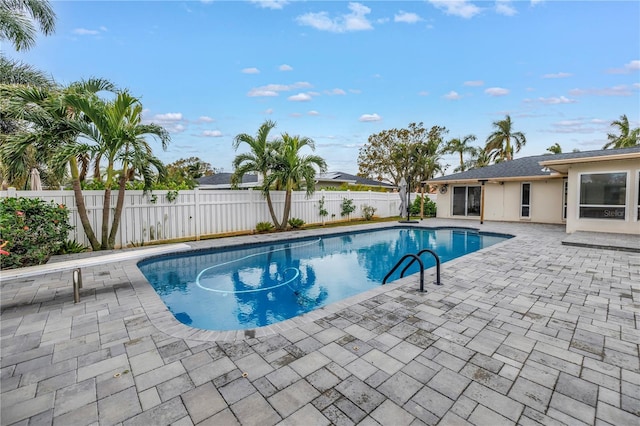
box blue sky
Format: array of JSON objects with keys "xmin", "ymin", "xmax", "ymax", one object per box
[{"xmin": 7, "ymin": 0, "xmax": 640, "ymax": 175}]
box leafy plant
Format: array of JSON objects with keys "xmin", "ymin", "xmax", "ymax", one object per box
[
  {"xmin": 166, "ymin": 190, "xmax": 179, "ymax": 203},
  {"xmin": 256, "ymin": 221, "xmax": 274, "ymax": 233},
  {"xmin": 340, "ymin": 198, "xmax": 356, "ymax": 219},
  {"xmin": 318, "ymin": 196, "xmax": 329, "ymax": 224},
  {"xmin": 410, "ymin": 195, "xmax": 437, "ymax": 217},
  {"xmin": 56, "ymin": 240, "xmax": 88, "ymax": 255},
  {"xmin": 361, "ymin": 205, "xmax": 376, "ymax": 220},
  {"xmin": 0, "ymin": 197, "xmax": 73, "ymax": 269},
  {"xmin": 288, "ymin": 218, "xmax": 305, "ymax": 228}
]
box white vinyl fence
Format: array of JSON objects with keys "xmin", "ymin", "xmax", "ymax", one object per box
[{"xmin": 1, "ymin": 188, "xmax": 422, "ymax": 248}]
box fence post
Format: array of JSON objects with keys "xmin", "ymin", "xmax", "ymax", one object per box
[{"xmin": 194, "ymin": 187, "xmax": 201, "ymax": 241}]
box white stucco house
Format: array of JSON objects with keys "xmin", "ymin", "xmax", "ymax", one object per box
[{"xmin": 426, "ymin": 146, "xmax": 640, "ymax": 235}]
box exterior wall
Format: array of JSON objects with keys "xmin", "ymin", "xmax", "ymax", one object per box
[
  {"xmin": 565, "ymin": 158, "xmax": 640, "ymax": 235},
  {"xmin": 435, "ymin": 179, "xmax": 565, "ymax": 224}
]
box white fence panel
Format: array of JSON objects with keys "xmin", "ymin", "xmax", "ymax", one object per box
[{"xmin": 1, "ymin": 188, "xmax": 405, "ymax": 249}]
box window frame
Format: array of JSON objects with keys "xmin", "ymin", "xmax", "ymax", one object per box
[
  {"xmin": 520, "ymin": 182, "xmax": 531, "ymax": 218},
  {"xmin": 577, "ymin": 171, "xmax": 628, "ymax": 221},
  {"xmin": 451, "ymin": 185, "xmax": 481, "ymax": 217}
]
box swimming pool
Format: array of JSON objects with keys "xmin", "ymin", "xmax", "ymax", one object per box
[{"xmin": 138, "ymin": 227, "xmax": 511, "ymax": 331}]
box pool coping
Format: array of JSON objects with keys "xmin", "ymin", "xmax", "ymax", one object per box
[{"xmin": 129, "ymin": 221, "xmax": 519, "ymax": 342}]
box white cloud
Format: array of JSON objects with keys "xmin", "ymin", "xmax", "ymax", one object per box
[
  {"xmin": 99, "ymin": 26, "xmax": 108, "ymax": 32},
  {"xmin": 418, "ymin": 91, "xmax": 429, "ymax": 96},
  {"xmin": 73, "ymin": 28, "xmax": 100, "ymax": 35},
  {"xmin": 538, "ymin": 96, "xmax": 576, "ymax": 104},
  {"xmin": 290, "ymin": 112, "xmax": 302, "ymax": 117},
  {"xmin": 325, "ymin": 88, "xmax": 346, "ymax": 95},
  {"xmin": 464, "ymin": 80, "xmax": 484, "ymax": 86},
  {"xmin": 264, "ymin": 108, "xmax": 274, "ymax": 115},
  {"xmin": 606, "ymin": 60, "xmax": 640, "ymax": 74},
  {"xmin": 485, "ymin": 87, "xmax": 509, "ymax": 96},
  {"xmin": 531, "ymin": 0, "xmax": 544, "ymax": 6},
  {"xmin": 349, "ymin": 89, "xmax": 362, "ymax": 94},
  {"xmin": 288, "ymin": 93, "xmax": 312, "ymax": 102},
  {"xmin": 248, "ymin": 81, "xmax": 313, "ymax": 97},
  {"xmin": 242, "ymin": 67, "xmax": 260, "ymax": 74},
  {"xmin": 359, "ymin": 113, "xmax": 382, "ymax": 122},
  {"xmin": 153, "ymin": 112, "xmax": 183, "ymax": 122},
  {"xmin": 495, "ymin": 0, "xmax": 517, "ymax": 16},
  {"xmin": 308, "ymin": 110, "xmax": 320, "ymax": 116},
  {"xmin": 279, "ymin": 64, "xmax": 293, "ymax": 71},
  {"xmin": 198, "ymin": 116, "xmax": 214, "ymax": 123},
  {"xmin": 250, "ymin": 0, "xmax": 289, "ymax": 10},
  {"xmin": 394, "ymin": 11, "xmax": 422, "ymax": 24},
  {"xmin": 542, "ymin": 72, "xmax": 572, "ymax": 79},
  {"xmin": 202, "ymin": 130, "xmax": 223, "ymax": 137},
  {"xmin": 569, "ymin": 85, "xmax": 636, "ymax": 97},
  {"xmin": 427, "ymin": 0, "xmax": 481, "ymax": 19},
  {"xmin": 443, "ymin": 90, "xmax": 462, "ymax": 100},
  {"xmin": 296, "ymin": 2, "xmax": 373, "ymax": 33}
]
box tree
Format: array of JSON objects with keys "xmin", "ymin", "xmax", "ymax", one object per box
[
  {"xmin": 546, "ymin": 143, "xmax": 562, "ymax": 154},
  {"xmin": 266, "ymin": 133, "xmax": 327, "ymax": 230},
  {"xmin": 603, "ymin": 114, "xmax": 639, "ymax": 149},
  {"xmin": 165, "ymin": 157, "xmax": 216, "ymax": 188},
  {"xmin": 358, "ymin": 122, "xmax": 447, "ymax": 188},
  {"xmin": 65, "ymin": 90, "xmax": 170, "ymax": 249},
  {"xmin": 0, "ymin": 78, "xmax": 116, "ymax": 250},
  {"xmin": 468, "ymin": 147, "xmax": 492, "ymax": 169},
  {"xmin": 485, "ymin": 114, "xmax": 526, "ymax": 161},
  {"xmin": 232, "ymin": 120, "xmax": 283, "ymax": 228},
  {"xmin": 444, "ymin": 134, "xmax": 477, "ymax": 172},
  {"xmin": 0, "ymin": 0, "xmax": 56, "ymax": 51}
]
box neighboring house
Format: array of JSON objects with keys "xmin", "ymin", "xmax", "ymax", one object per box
[
  {"xmin": 426, "ymin": 146, "xmax": 640, "ymax": 235},
  {"xmin": 196, "ymin": 171, "xmax": 396, "ymax": 191}
]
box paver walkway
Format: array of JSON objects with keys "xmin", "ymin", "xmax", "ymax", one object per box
[{"xmin": 1, "ymin": 220, "xmax": 638, "ymax": 425}]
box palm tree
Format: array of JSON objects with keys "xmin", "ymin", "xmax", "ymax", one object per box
[
  {"xmin": 546, "ymin": 143, "xmax": 562, "ymax": 154},
  {"xmin": 468, "ymin": 147, "xmax": 492, "ymax": 169},
  {"xmin": 0, "ymin": 0, "xmax": 56, "ymax": 51},
  {"xmin": 485, "ymin": 114, "xmax": 526, "ymax": 161},
  {"xmin": 266, "ymin": 133, "xmax": 327, "ymax": 230},
  {"xmin": 0, "ymin": 78, "xmax": 116, "ymax": 250},
  {"xmin": 65, "ymin": 90, "xmax": 170, "ymax": 249},
  {"xmin": 444, "ymin": 134, "xmax": 477, "ymax": 172},
  {"xmin": 232, "ymin": 120, "xmax": 283, "ymax": 228},
  {"xmin": 603, "ymin": 114, "xmax": 639, "ymax": 149}
]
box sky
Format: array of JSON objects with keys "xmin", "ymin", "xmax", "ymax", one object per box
[{"xmin": 6, "ymin": 0, "xmax": 640, "ymax": 176}]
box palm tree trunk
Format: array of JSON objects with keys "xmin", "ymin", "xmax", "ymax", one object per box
[
  {"xmin": 264, "ymin": 191, "xmax": 282, "ymax": 229},
  {"xmin": 69, "ymin": 157, "xmax": 100, "ymax": 251},
  {"xmin": 107, "ymin": 174, "xmax": 127, "ymax": 249},
  {"xmin": 280, "ymin": 189, "xmax": 293, "ymax": 230},
  {"xmin": 101, "ymin": 186, "xmax": 111, "ymax": 250}
]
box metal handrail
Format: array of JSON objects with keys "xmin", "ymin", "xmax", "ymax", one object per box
[
  {"xmin": 382, "ymin": 254, "xmax": 425, "ymax": 291},
  {"xmin": 400, "ymin": 249, "xmax": 442, "ymax": 287}
]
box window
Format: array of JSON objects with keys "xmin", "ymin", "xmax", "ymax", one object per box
[
  {"xmin": 521, "ymin": 183, "xmax": 531, "ymax": 218},
  {"xmin": 562, "ymin": 179, "xmax": 568, "ymax": 220},
  {"xmin": 579, "ymin": 172, "xmax": 627, "ymax": 220},
  {"xmin": 452, "ymin": 186, "xmax": 481, "ymax": 216},
  {"xmin": 637, "ymin": 171, "xmax": 640, "ymax": 220}
]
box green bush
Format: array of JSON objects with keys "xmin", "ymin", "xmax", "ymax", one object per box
[
  {"xmin": 361, "ymin": 205, "xmax": 376, "ymax": 220},
  {"xmin": 0, "ymin": 197, "xmax": 73, "ymax": 269},
  {"xmin": 56, "ymin": 240, "xmax": 88, "ymax": 255},
  {"xmin": 255, "ymin": 221, "xmax": 274, "ymax": 233},
  {"xmin": 340, "ymin": 198, "xmax": 356, "ymax": 218},
  {"xmin": 288, "ymin": 218, "xmax": 305, "ymax": 228},
  {"xmin": 410, "ymin": 195, "xmax": 437, "ymax": 217}
]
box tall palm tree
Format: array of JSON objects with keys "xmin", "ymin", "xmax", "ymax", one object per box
[
  {"xmin": 232, "ymin": 120, "xmax": 283, "ymax": 228},
  {"xmin": 485, "ymin": 114, "xmax": 526, "ymax": 161},
  {"xmin": 266, "ymin": 133, "xmax": 327, "ymax": 230},
  {"xmin": 0, "ymin": 78, "xmax": 116, "ymax": 250},
  {"xmin": 65, "ymin": 90, "xmax": 170, "ymax": 249},
  {"xmin": 468, "ymin": 147, "xmax": 492, "ymax": 169},
  {"xmin": 444, "ymin": 134, "xmax": 477, "ymax": 172},
  {"xmin": 0, "ymin": 0, "xmax": 56, "ymax": 51},
  {"xmin": 603, "ymin": 114, "xmax": 639, "ymax": 149},
  {"xmin": 546, "ymin": 143, "xmax": 562, "ymax": 154}
]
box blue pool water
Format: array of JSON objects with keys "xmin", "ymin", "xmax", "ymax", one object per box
[{"xmin": 138, "ymin": 227, "xmax": 511, "ymax": 331}]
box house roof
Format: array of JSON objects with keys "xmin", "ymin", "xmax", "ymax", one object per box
[
  {"xmin": 196, "ymin": 171, "xmax": 396, "ymax": 189},
  {"xmin": 426, "ymin": 146, "xmax": 640, "ymax": 184}
]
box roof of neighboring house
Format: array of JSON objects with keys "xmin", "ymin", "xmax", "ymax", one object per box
[
  {"xmin": 196, "ymin": 171, "xmax": 396, "ymax": 189},
  {"xmin": 427, "ymin": 146, "xmax": 640, "ymax": 183}
]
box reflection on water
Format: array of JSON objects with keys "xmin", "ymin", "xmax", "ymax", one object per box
[{"xmin": 138, "ymin": 228, "xmax": 510, "ymax": 331}]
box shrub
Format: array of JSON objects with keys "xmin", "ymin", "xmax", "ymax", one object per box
[
  {"xmin": 255, "ymin": 221, "xmax": 274, "ymax": 233},
  {"xmin": 288, "ymin": 218, "xmax": 305, "ymax": 229},
  {"xmin": 56, "ymin": 240, "xmax": 88, "ymax": 255},
  {"xmin": 340, "ymin": 198, "xmax": 356, "ymax": 219},
  {"xmin": 410, "ymin": 195, "xmax": 437, "ymax": 217},
  {"xmin": 361, "ymin": 205, "xmax": 376, "ymax": 220},
  {"xmin": 318, "ymin": 196, "xmax": 328, "ymax": 223},
  {"xmin": 0, "ymin": 197, "xmax": 73, "ymax": 269}
]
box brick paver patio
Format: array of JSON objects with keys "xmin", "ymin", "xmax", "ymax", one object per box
[{"xmin": 1, "ymin": 220, "xmax": 638, "ymax": 425}]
